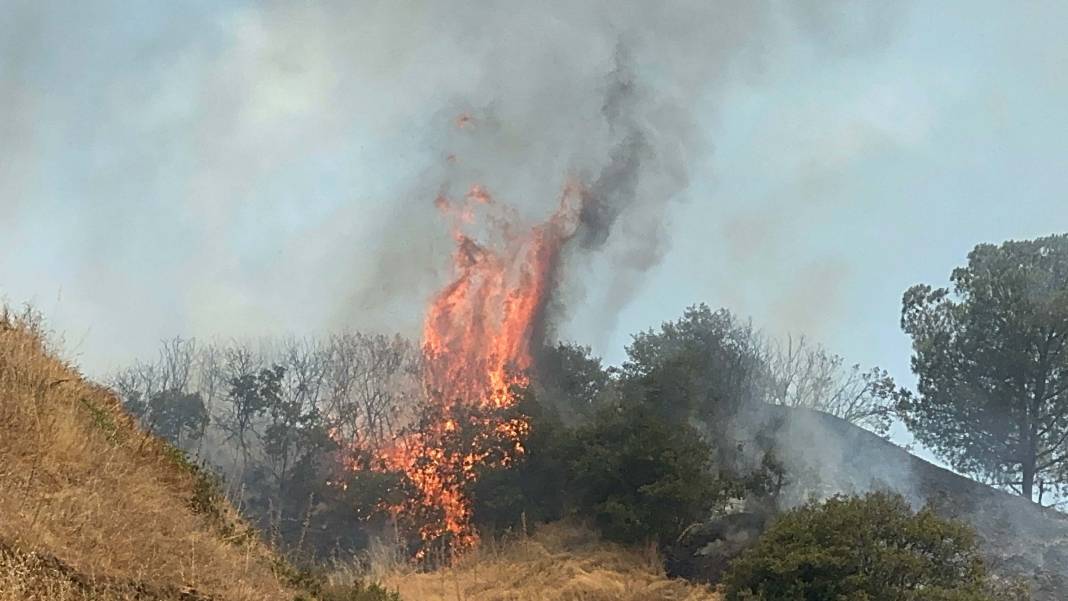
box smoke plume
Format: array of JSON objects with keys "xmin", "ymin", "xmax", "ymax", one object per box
[
  {"xmin": 1, "ymin": 1, "xmax": 912, "ymax": 375},
  {"xmin": 348, "ymin": 0, "xmax": 885, "ymax": 345}
]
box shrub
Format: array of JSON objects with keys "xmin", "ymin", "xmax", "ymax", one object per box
[
  {"xmin": 567, "ymin": 401, "xmax": 724, "ymax": 547},
  {"xmin": 468, "ymin": 389, "xmax": 570, "ymax": 532},
  {"xmin": 723, "ymin": 492, "xmax": 1018, "ymax": 601}
]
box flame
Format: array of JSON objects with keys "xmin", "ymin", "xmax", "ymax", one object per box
[
  {"xmin": 424, "ymin": 183, "xmax": 581, "ymax": 408},
  {"xmin": 359, "ymin": 181, "xmax": 582, "ymax": 556}
]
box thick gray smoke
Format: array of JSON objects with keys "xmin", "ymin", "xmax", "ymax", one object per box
[
  {"xmin": 1, "ymin": 0, "xmax": 910, "ymax": 375},
  {"xmin": 347, "ymin": 1, "xmax": 907, "ymax": 344}
]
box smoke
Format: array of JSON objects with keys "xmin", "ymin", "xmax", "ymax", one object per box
[
  {"xmin": 347, "ymin": 1, "xmax": 911, "ymax": 346},
  {"xmin": 0, "ymin": 1, "xmax": 913, "ymax": 375}
]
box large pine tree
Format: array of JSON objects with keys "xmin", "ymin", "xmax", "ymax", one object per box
[{"xmin": 900, "ymin": 234, "xmax": 1068, "ymax": 502}]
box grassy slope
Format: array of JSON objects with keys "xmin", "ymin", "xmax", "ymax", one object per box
[
  {"xmin": 0, "ymin": 311, "xmax": 297, "ymax": 601},
  {"xmin": 368, "ymin": 522, "xmax": 721, "ymax": 601}
]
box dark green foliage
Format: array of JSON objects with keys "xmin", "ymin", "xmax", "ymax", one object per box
[
  {"xmin": 468, "ymin": 388, "xmax": 570, "ymax": 532},
  {"xmin": 222, "ymin": 365, "xmax": 279, "ymax": 460},
  {"xmin": 322, "ymin": 466, "xmax": 412, "ymax": 554},
  {"xmin": 466, "ymin": 343, "xmax": 614, "ymax": 533},
  {"xmin": 110, "ymin": 336, "xmax": 423, "ymax": 561},
  {"xmin": 621, "ymin": 304, "xmax": 767, "ymax": 424},
  {"xmin": 467, "ymin": 385, "xmax": 734, "ymax": 550},
  {"xmin": 109, "ymin": 305, "xmax": 895, "ymax": 566},
  {"xmin": 723, "ymin": 492, "xmax": 1012, "ymax": 601},
  {"xmin": 614, "ymin": 305, "xmax": 793, "ymax": 510},
  {"xmin": 900, "ymin": 234, "xmax": 1068, "ymax": 501},
  {"xmin": 467, "ymin": 329, "xmax": 786, "ymax": 549},
  {"xmin": 567, "ymin": 401, "xmax": 724, "ymax": 546},
  {"xmin": 533, "ymin": 342, "xmax": 612, "ymax": 421},
  {"xmin": 125, "ymin": 389, "xmax": 208, "ymax": 447}
]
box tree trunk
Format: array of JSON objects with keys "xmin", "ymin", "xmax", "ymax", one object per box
[
  {"xmin": 1021, "ymin": 407, "xmax": 1037, "ymax": 500},
  {"xmin": 1022, "ymin": 454, "xmax": 1035, "ymax": 500}
]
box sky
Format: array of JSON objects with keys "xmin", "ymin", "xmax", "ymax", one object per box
[{"xmin": 2, "ymin": 0, "xmax": 1067, "ymax": 421}]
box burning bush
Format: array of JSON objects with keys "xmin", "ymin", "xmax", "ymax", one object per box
[
  {"xmin": 466, "ymin": 387, "xmax": 570, "ymax": 533},
  {"xmin": 341, "ymin": 182, "xmax": 583, "ymax": 558}
]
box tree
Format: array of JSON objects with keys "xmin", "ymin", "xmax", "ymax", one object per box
[
  {"xmin": 262, "ymin": 340, "xmax": 328, "ymax": 499},
  {"xmin": 621, "ymin": 304, "xmax": 767, "ymax": 423},
  {"xmin": 764, "ymin": 335, "xmax": 896, "ymax": 435},
  {"xmin": 110, "ymin": 337, "xmax": 208, "ymax": 447},
  {"xmin": 723, "ymin": 492, "xmax": 1018, "ymax": 601},
  {"xmin": 219, "ymin": 363, "xmax": 278, "ymax": 474},
  {"xmin": 321, "ymin": 333, "xmax": 419, "ymax": 450},
  {"xmin": 900, "ymin": 234, "xmax": 1068, "ymax": 502},
  {"xmin": 532, "ymin": 341, "xmax": 612, "ymax": 422},
  {"xmin": 468, "ymin": 387, "xmax": 571, "ymax": 532},
  {"xmin": 144, "ymin": 389, "xmax": 208, "ymax": 447},
  {"xmin": 568, "ymin": 400, "xmax": 725, "ymax": 547}
]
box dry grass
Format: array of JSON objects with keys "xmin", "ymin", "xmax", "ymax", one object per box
[
  {"xmin": 349, "ymin": 522, "xmax": 721, "ymax": 601},
  {"xmin": 0, "ymin": 548, "xmax": 93, "ymax": 601},
  {"xmin": 0, "ymin": 309, "xmax": 297, "ymax": 601}
]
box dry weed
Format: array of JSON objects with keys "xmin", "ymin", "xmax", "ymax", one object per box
[
  {"xmin": 0, "ymin": 309, "xmax": 296, "ymax": 601},
  {"xmin": 347, "ymin": 522, "xmax": 721, "ymax": 601}
]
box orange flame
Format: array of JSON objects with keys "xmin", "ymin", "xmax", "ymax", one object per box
[{"xmin": 364, "ymin": 181, "xmax": 582, "ymax": 555}]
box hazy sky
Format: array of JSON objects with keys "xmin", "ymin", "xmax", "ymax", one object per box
[{"xmin": 3, "ymin": 0, "xmax": 1067, "ymax": 412}]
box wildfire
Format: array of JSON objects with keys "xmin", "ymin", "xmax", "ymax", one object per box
[
  {"xmin": 424, "ymin": 183, "xmax": 581, "ymax": 408},
  {"xmin": 361, "ymin": 179, "xmax": 582, "ymax": 556}
]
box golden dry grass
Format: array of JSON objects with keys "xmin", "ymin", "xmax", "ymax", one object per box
[
  {"xmin": 0, "ymin": 309, "xmax": 297, "ymax": 601},
  {"xmin": 359, "ymin": 522, "xmax": 721, "ymax": 601},
  {"xmin": 0, "ymin": 550, "xmax": 91, "ymax": 601}
]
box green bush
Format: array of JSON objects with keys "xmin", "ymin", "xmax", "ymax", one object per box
[
  {"xmin": 723, "ymin": 492, "xmax": 1019, "ymax": 601},
  {"xmin": 567, "ymin": 401, "xmax": 724, "ymax": 547},
  {"xmin": 468, "ymin": 389, "xmax": 570, "ymax": 532},
  {"xmin": 469, "ymin": 390, "xmax": 729, "ymax": 550}
]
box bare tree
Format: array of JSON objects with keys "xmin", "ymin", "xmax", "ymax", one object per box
[
  {"xmin": 261, "ymin": 338, "xmax": 330, "ymax": 497},
  {"xmin": 191, "ymin": 342, "xmax": 225, "ymax": 458},
  {"xmin": 764, "ymin": 335, "xmax": 894, "ymax": 435},
  {"xmin": 110, "ymin": 337, "xmax": 204, "ymax": 443},
  {"xmin": 322, "ymin": 332, "xmax": 420, "ymax": 450},
  {"xmin": 109, "ymin": 331, "xmax": 424, "ymax": 557},
  {"xmin": 158, "ymin": 337, "xmax": 197, "ymax": 393}
]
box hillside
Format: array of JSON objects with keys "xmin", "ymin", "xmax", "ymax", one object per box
[
  {"xmin": 731, "ymin": 405, "xmax": 1068, "ymax": 601},
  {"xmin": 0, "ymin": 311, "xmax": 298, "ymax": 600},
  {"xmin": 765, "ymin": 405, "xmax": 1068, "ymax": 598}
]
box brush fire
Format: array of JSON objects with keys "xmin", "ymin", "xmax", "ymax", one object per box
[{"xmin": 339, "ymin": 161, "xmax": 585, "ymax": 557}]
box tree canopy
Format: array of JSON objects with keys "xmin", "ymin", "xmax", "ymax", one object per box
[
  {"xmin": 567, "ymin": 400, "xmax": 724, "ymax": 546},
  {"xmin": 900, "ymin": 234, "xmax": 1068, "ymax": 502},
  {"xmin": 621, "ymin": 304, "xmax": 767, "ymax": 423}
]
